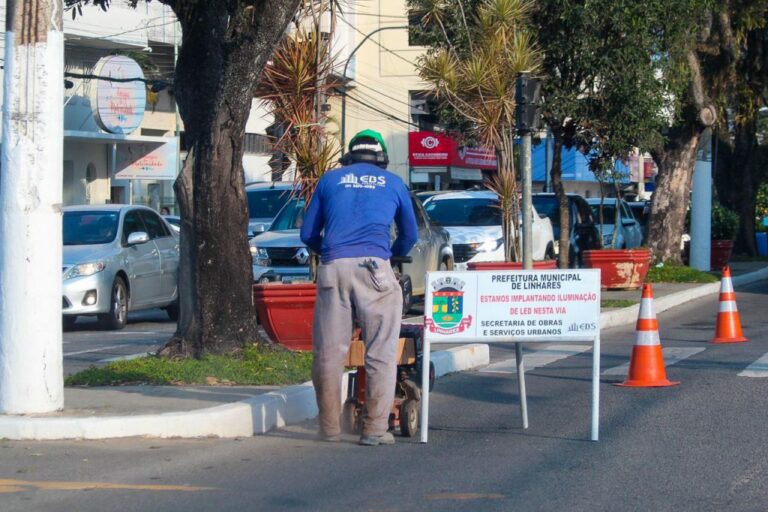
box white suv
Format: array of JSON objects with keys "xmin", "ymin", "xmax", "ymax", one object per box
[{"xmin": 423, "ymin": 190, "xmax": 555, "ymax": 270}]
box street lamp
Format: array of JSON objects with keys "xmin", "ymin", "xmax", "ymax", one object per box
[{"xmin": 339, "ymin": 25, "xmax": 408, "ymax": 152}]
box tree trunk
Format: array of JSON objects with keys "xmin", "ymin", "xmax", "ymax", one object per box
[
  {"xmin": 550, "ymin": 134, "xmax": 570, "ymax": 268},
  {"xmin": 648, "ymin": 122, "xmax": 703, "ymax": 264},
  {"xmin": 715, "ymin": 122, "xmax": 758, "ymax": 255},
  {"xmin": 160, "ymin": 1, "xmax": 301, "ymax": 357}
]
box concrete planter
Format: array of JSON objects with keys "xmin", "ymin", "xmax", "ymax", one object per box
[
  {"xmin": 582, "ymin": 248, "xmax": 652, "ymax": 290},
  {"xmin": 252, "ymin": 283, "xmax": 316, "ymax": 351}
]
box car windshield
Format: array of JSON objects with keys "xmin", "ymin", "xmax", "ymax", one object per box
[
  {"xmin": 424, "ymin": 198, "xmax": 500, "ymax": 226},
  {"xmin": 63, "ymin": 211, "xmax": 119, "ymax": 245},
  {"xmin": 247, "ymin": 188, "xmax": 292, "ymax": 219},
  {"xmin": 590, "ymin": 204, "xmax": 617, "ymax": 224},
  {"xmin": 532, "ymin": 196, "xmax": 560, "ymax": 227},
  {"xmin": 269, "ymin": 198, "xmax": 306, "ymax": 231}
]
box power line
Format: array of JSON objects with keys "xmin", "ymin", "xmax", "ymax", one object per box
[{"xmin": 344, "ymin": 93, "xmax": 418, "ymax": 127}]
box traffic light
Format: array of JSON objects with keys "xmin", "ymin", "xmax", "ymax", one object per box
[{"xmin": 515, "ymin": 73, "xmax": 541, "ymax": 134}]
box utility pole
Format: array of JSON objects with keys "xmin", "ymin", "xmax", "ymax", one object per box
[
  {"xmin": 516, "ymin": 73, "xmax": 541, "ymax": 270},
  {"xmin": 0, "ymin": 0, "xmax": 65, "ymax": 414}
]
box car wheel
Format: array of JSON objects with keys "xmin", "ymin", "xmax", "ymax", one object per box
[
  {"xmin": 164, "ymin": 299, "xmax": 179, "ymax": 322},
  {"xmin": 99, "ymin": 277, "xmax": 128, "ymax": 330},
  {"xmin": 62, "ymin": 316, "xmax": 77, "ymax": 331},
  {"xmin": 399, "ymin": 275, "xmax": 413, "ymax": 316},
  {"xmin": 439, "ymin": 258, "xmax": 452, "ymax": 271}
]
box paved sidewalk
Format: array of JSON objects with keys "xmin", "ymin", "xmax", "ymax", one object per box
[{"xmin": 1, "ymin": 261, "xmax": 765, "ymax": 440}]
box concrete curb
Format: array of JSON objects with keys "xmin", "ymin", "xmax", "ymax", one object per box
[
  {"xmin": 0, "ymin": 344, "xmax": 490, "ymax": 441},
  {"xmin": 599, "ymin": 265, "xmax": 768, "ymax": 330}
]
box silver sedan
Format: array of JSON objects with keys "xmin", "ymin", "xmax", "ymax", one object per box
[{"xmin": 62, "ymin": 205, "xmax": 180, "ymax": 330}]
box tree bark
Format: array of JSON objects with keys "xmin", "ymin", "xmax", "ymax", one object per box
[
  {"xmin": 160, "ymin": 1, "xmax": 301, "ymax": 357},
  {"xmin": 648, "ymin": 121, "xmax": 703, "ymax": 264},
  {"xmin": 549, "ymin": 133, "xmax": 570, "ymax": 268},
  {"xmin": 715, "ymin": 122, "xmax": 759, "ymax": 255}
]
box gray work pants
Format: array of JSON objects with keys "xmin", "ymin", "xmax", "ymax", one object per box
[{"xmin": 312, "ymin": 257, "xmax": 403, "ymax": 437}]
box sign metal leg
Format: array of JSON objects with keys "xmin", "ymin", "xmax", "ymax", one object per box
[
  {"xmin": 591, "ymin": 334, "xmax": 600, "ymax": 441},
  {"xmin": 515, "ymin": 342, "xmax": 528, "ymax": 429},
  {"xmin": 420, "ymin": 337, "xmax": 431, "ymax": 443}
]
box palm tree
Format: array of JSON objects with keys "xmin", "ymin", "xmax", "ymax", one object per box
[{"xmin": 417, "ymin": 0, "xmax": 541, "ymax": 262}]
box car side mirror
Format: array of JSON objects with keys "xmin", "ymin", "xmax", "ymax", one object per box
[{"xmin": 127, "ymin": 232, "xmax": 150, "ymax": 245}]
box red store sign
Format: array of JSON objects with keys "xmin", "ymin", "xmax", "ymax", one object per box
[{"xmin": 408, "ymin": 131, "xmax": 497, "ymax": 169}]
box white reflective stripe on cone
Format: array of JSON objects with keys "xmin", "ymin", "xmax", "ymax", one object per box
[
  {"xmin": 638, "ymin": 298, "xmax": 656, "ymax": 319},
  {"xmin": 635, "ymin": 330, "xmax": 661, "ymax": 346},
  {"xmin": 719, "ymin": 300, "xmax": 738, "ymax": 313},
  {"xmin": 721, "ymin": 278, "xmax": 734, "ymax": 293}
]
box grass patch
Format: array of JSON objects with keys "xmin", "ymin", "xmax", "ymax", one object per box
[
  {"xmin": 601, "ymin": 299, "xmax": 638, "ymax": 309},
  {"xmin": 645, "ymin": 263, "xmax": 719, "ymax": 283},
  {"xmin": 66, "ymin": 344, "xmax": 313, "ymax": 387}
]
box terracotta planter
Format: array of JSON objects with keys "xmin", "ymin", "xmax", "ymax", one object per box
[
  {"xmin": 710, "ymin": 240, "xmax": 734, "ymax": 271},
  {"xmin": 252, "ymin": 283, "xmax": 316, "ymax": 351},
  {"xmin": 582, "ymin": 248, "xmax": 652, "ymax": 290},
  {"xmin": 466, "ymin": 260, "xmax": 558, "ymax": 271}
]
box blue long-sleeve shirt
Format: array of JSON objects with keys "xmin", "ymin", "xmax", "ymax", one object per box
[{"xmin": 300, "ymin": 163, "xmax": 419, "ymax": 263}]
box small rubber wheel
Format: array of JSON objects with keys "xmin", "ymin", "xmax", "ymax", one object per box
[
  {"xmin": 400, "ymin": 399, "xmax": 419, "ymax": 437},
  {"xmin": 99, "ymin": 277, "xmax": 128, "ymax": 330},
  {"xmin": 341, "ymin": 400, "xmax": 361, "ymax": 434}
]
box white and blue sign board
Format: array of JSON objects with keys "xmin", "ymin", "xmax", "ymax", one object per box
[{"xmin": 420, "ymin": 269, "xmax": 602, "ymax": 442}]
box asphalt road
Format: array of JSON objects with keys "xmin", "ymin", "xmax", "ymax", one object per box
[
  {"xmin": 63, "ymin": 310, "xmax": 175, "ymax": 376},
  {"xmin": 9, "ymin": 280, "xmax": 768, "ymax": 511}
]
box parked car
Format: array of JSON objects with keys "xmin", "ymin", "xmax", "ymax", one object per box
[
  {"xmin": 163, "ymin": 215, "xmax": 181, "ymax": 233},
  {"xmin": 415, "ymin": 190, "xmax": 452, "ymax": 203},
  {"xmin": 62, "ymin": 205, "xmax": 180, "ymax": 330},
  {"xmin": 423, "ymin": 190, "xmax": 555, "ymax": 270},
  {"xmin": 586, "ymin": 198, "xmax": 644, "ymax": 249},
  {"xmin": 246, "ymin": 181, "xmax": 294, "ymax": 237},
  {"xmin": 531, "ymin": 193, "xmax": 601, "ymax": 267},
  {"xmin": 627, "ymin": 200, "xmax": 651, "ymax": 241},
  {"xmin": 249, "ymin": 194, "xmax": 454, "ymax": 313}
]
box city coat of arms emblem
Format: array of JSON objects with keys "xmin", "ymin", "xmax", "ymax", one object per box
[{"xmin": 425, "ymin": 276, "xmax": 473, "ymax": 335}]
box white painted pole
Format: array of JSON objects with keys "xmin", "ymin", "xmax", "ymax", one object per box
[
  {"xmin": 0, "ymin": 0, "xmax": 65, "ymax": 414},
  {"xmin": 591, "ymin": 333, "xmax": 600, "ymax": 441},
  {"xmin": 515, "ymin": 342, "xmax": 528, "ymax": 429},
  {"xmin": 690, "ymin": 144, "xmax": 712, "ymax": 271},
  {"xmin": 420, "ymin": 336, "xmax": 431, "ymax": 443}
]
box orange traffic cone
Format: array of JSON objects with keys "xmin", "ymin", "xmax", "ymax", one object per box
[
  {"xmin": 616, "ymin": 283, "xmax": 680, "ymax": 388},
  {"xmin": 711, "ymin": 266, "xmax": 748, "ymax": 344}
]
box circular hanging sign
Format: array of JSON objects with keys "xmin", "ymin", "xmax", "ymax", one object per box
[{"xmin": 90, "ymin": 55, "xmax": 146, "ymax": 135}]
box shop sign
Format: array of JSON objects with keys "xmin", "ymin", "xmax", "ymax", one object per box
[
  {"xmin": 409, "ymin": 131, "xmax": 497, "ymax": 169},
  {"xmin": 115, "ymin": 139, "xmax": 178, "ymax": 180},
  {"xmin": 91, "ymin": 55, "xmax": 147, "ymax": 135},
  {"xmin": 408, "ymin": 131, "xmax": 452, "ymax": 166}
]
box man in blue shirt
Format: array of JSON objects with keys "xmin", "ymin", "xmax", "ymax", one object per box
[{"xmin": 301, "ymin": 129, "xmax": 418, "ymax": 446}]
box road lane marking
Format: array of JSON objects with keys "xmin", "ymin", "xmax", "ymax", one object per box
[
  {"xmin": 479, "ymin": 344, "xmax": 592, "ymax": 374},
  {"xmin": 602, "ymin": 347, "xmax": 704, "ymax": 375},
  {"xmin": 99, "ymin": 352, "xmax": 150, "ymax": 363},
  {"xmin": 63, "ymin": 344, "xmax": 132, "ymax": 357},
  {"xmin": 0, "ymin": 478, "xmax": 215, "ymax": 494},
  {"xmin": 425, "ymin": 492, "xmax": 505, "ymax": 501},
  {"xmin": 739, "ymin": 353, "xmax": 768, "ymax": 377}
]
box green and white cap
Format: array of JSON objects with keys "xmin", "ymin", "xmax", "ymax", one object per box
[{"xmin": 348, "ymin": 129, "xmax": 388, "ymax": 156}]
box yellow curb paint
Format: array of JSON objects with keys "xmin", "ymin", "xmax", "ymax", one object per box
[
  {"xmin": 425, "ymin": 492, "xmax": 505, "ymax": 501},
  {"xmin": 0, "ymin": 478, "xmax": 215, "ymax": 494}
]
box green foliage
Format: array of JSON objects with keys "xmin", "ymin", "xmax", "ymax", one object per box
[
  {"xmin": 711, "ymin": 202, "xmax": 740, "ymax": 240},
  {"xmin": 645, "ymin": 263, "xmax": 719, "ymax": 283},
  {"xmin": 66, "ymin": 344, "xmax": 313, "ymax": 386}
]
